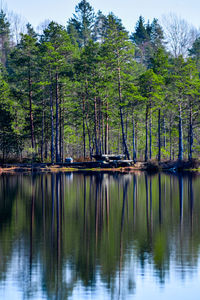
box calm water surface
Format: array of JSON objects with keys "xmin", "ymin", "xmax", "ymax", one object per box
[{"xmin": 0, "ymin": 172, "xmax": 200, "ymax": 299}]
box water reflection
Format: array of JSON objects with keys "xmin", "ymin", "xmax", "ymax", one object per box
[{"xmin": 0, "ymin": 172, "xmax": 200, "ymax": 299}]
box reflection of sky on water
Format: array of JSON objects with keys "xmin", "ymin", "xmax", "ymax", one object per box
[
  {"xmin": 1, "ymin": 245, "xmax": 200, "ymax": 299},
  {"xmin": 0, "ymin": 173, "xmax": 200, "ymax": 299}
]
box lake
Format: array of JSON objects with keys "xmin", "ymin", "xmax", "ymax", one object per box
[{"xmin": 0, "ymin": 172, "xmax": 200, "ymax": 299}]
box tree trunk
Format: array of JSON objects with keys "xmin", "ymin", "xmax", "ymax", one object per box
[
  {"xmin": 61, "ymin": 100, "xmax": 65, "ymax": 162},
  {"xmin": 2, "ymin": 129, "xmax": 5, "ymax": 164},
  {"xmin": 126, "ymin": 111, "xmax": 128, "ymax": 140},
  {"xmin": 59, "ymin": 86, "xmax": 63, "ymax": 162},
  {"xmin": 41, "ymin": 96, "xmax": 44, "ymax": 162},
  {"xmin": 117, "ymin": 53, "xmax": 130, "ymax": 160},
  {"xmin": 158, "ymin": 109, "xmax": 161, "ymax": 162},
  {"xmin": 104, "ymin": 98, "xmax": 109, "ymax": 154},
  {"xmin": 94, "ymin": 95, "xmax": 99, "ymax": 155},
  {"xmin": 98, "ymin": 97, "xmax": 102, "ymax": 155},
  {"xmin": 149, "ymin": 99, "xmax": 152, "ymax": 160},
  {"xmin": 101, "ymin": 110, "xmax": 104, "ymax": 154},
  {"xmin": 85, "ymin": 104, "xmax": 92, "ymax": 159},
  {"xmin": 188, "ymin": 101, "xmax": 193, "ymax": 160},
  {"xmin": 55, "ymin": 72, "xmax": 60, "ymax": 163},
  {"xmin": 50, "ymin": 75, "xmax": 54, "ymax": 163},
  {"xmin": 169, "ymin": 116, "xmax": 172, "ymax": 161},
  {"xmin": 132, "ymin": 111, "xmax": 136, "ymax": 163},
  {"xmin": 44, "ymin": 119, "xmax": 48, "ymax": 160},
  {"xmin": 82, "ymin": 96, "xmax": 86, "ymax": 158},
  {"xmin": 178, "ymin": 103, "xmax": 183, "ymax": 161},
  {"xmin": 135, "ymin": 119, "xmax": 138, "ymax": 159},
  {"xmin": 145, "ymin": 105, "xmax": 148, "ymax": 162},
  {"xmin": 28, "ymin": 68, "xmax": 35, "ymax": 151},
  {"xmin": 163, "ymin": 116, "xmax": 166, "ymax": 149}
]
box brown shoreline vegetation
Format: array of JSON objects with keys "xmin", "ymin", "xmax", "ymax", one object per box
[{"xmin": 0, "ymin": 159, "xmax": 199, "ymax": 174}]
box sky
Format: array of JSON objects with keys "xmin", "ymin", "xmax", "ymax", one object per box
[{"xmin": 2, "ymin": 0, "xmax": 200, "ymax": 33}]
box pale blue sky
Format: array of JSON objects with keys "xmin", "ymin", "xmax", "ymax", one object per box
[{"xmin": 2, "ymin": 0, "xmax": 200, "ymax": 33}]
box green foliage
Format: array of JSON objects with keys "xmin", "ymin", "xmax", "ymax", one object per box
[
  {"xmin": 67, "ymin": 0, "xmax": 95, "ymax": 47},
  {"xmin": 0, "ymin": 71, "xmax": 21, "ymax": 159},
  {"xmin": 0, "ymin": 9, "xmax": 10, "ymax": 66},
  {"xmin": 0, "ymin": 1, "xmax": 200, "ymax": 162},
  {"xmin": 131, "ymin": 16, "xmax": 165, "ymax": 67}
]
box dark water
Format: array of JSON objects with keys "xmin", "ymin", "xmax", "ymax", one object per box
[{"xmin": 0, "ymin": 172, "xmax": 200, "ymax": 300}]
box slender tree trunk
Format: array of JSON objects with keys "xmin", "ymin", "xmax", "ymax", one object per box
[
  {"xmin": 85, "ymin": 80, "xmax": 91, "ymax": 157},
  {"xmin": 158, "ymin": 109, "xmax": 161, "ymax": 162},
  {"xmin": 149, "ymin": 100, "xmax": 152, "ymax": 160},
  {"xmin": 118, "ymin": 129, "xmax": 120, "ymax": 153},
  {"xmin": 85, "ymin": 106, "xmax": 92, "ymax": 159},
  {"xmin": 188, "ymin": 101, "xmax": 193, "ymax": 160},
  {"xmin": 98, "ymin": 97, "xmax": 102, "ymax": 155},
  {"xmin": 163, "ymin": 116, "xmax": 166, "ymax": 149},
  {"xmin": 101, "ymin": 110, "xmax": 104, "ymax": 154},
  {"xmin": 145, "ymin": 105, "xmax": 148, "ymax": 162},
  {"xmin": 59, "ymin": 86, "xmax": 63, "ymax": 162},
  {"xmin": 50, "ymin": 74, "xmax": 54, "ymax": 163},
  {"xmin": 120, "ymin": 106, "xmax": 130, "ymax": 159},
  {"xmin": 28, "ymin": 68, "xmax": 35, "ymax": 151},
  {"xmin": 41, "ymin": 96, "xmax": 44, "ymax": 162},
  {"xmin": 44, "ymin": 118, "xmax": 48, "ymax": 160},
  {"xmin": 125, "ymin": 111, "xmax": 128, "ymax": 140},
  {"xmin": 55, "ymin": 72, "xmax": 60, "ymax": 162},
  {"xmin": 61, "ymin": 95, "xmax": 64, "ymax": 162},
  {"xmin": 82, "ymin": 96, "xmax": 86, "ymax": 158},
  {"xmin": 135, "ymin": 119, "xmax": 138, "ymax": 159},
  {"xmin": 104, "ymin": 98, "xmax": 109, "ymax": 154},
  {"xmin": 117, "ymin": 54, "xmax": 130, "ymax": 159},
  {"xmin": 132, "ymin": 110, "xmax": 136, "ymax": 163},
  {"xmin": 86, "ymin": 125, "xmax": 92, "ymax": 158},
  {"xmin": 169, "ymin": 116, "xmax": 172, "ymax": 161},
  {"xmin": 178, "ymin": 102, "xmax": 183, "ymax": 161},
  {"xmin": 44, "ymin": 100, "xmax": 48, "ymax": 160},
  {"xmin": 2, "ymin": 130, "xmax": 5, "ymax": 164},
  {"xmin": 94, "ymin": 95, "xmax": 99, "ymax": 155}
]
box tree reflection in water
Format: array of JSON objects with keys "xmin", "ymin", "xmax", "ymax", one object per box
[{"xmin": 0, "ymin": 172, "xmax": 199, "ymax": 299}]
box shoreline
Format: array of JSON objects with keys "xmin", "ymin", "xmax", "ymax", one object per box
[{"xmin": 0, "ymin": 160, "xmax": 200, "ymax": 174}]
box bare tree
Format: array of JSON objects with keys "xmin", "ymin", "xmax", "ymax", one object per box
[
  {"xmin": 162, "ymin": 13, "xmax": 199, "ymax": 57},
  {"xmin": 36, "ymin": 19, "xmax": 51, "ymax": 35},
  {"xmin": 6, "ymin": 10, "xmax": 27, "ymax": 44}
]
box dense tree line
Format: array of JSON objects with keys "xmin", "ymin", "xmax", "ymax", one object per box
[{"xmin": 0, "ymin": 1, "xmax": 200, "ymax": 163}]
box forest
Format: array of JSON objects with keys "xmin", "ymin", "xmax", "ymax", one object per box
[{"xmin": 0, "ymin": 0, "xmax": 200, "ymax": 163}]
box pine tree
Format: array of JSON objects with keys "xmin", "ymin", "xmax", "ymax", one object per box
[
  {"xmin": 0, "ymin": 70, "xmax": 19, "ymax": 161},
  {"xmin": 9, "ymin": 24, "xmax": 39, "ymax": 158},
  {"xmin": 40, "ymin": 22, "xmax": 76, "ymax": 162},
  {"xmin": 100, "ymin": 13, "xmax": 137, "ymax": 159},
  {"xmin": 189, "ymin": 37, "xmax": 200, "ymax": 72},
  {"xmin": 67, "ymin": 0, "xmax": 95, "ymax": 47},
  {"xmin": 0, "ymin": 10, "xmax": 10, "ymax": 67},
  {"xmin": 138, "ymin": 69, "xmax": 163, "ymax": 161}
]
